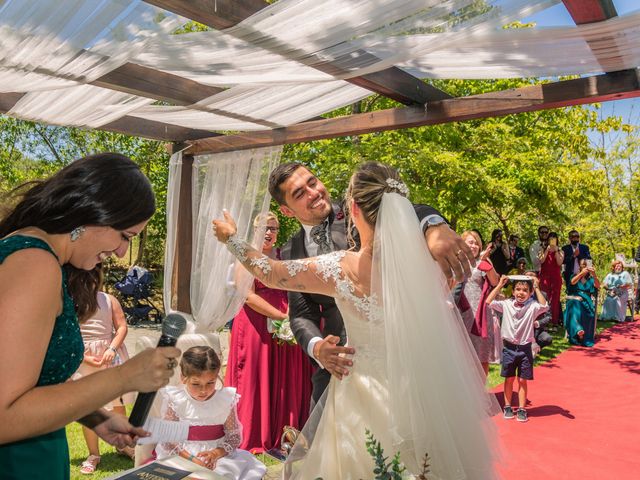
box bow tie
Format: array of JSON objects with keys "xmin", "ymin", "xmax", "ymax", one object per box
[
  {"xmin": 514, "ymin": 301, "xmax": 527, "ymax": 308},
  {"xmin": 310, "ymin": 221, "xmax": 331, "ymax": 255}
]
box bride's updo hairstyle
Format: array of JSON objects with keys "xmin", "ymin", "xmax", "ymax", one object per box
[{"xmin": 345, "ymin": 161, "xmax": 409, "ymax": 228}]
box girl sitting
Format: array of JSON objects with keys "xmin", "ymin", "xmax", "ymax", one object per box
[{"xmin": 156, "ymin": 346, "xmax": 266, "ymax": 479}]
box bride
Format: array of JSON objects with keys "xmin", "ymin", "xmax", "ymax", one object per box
[{"xmin": 213, "ymin": 162, "xmax": 500, "ymax": 479}]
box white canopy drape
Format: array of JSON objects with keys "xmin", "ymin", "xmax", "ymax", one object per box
[
  {"xmin": 163, "ymin": 147, "xmax": 282, "ymax": 331},
  {"xmin": 2, "ymin": 0, "xmax": 639, "ymax": 133}
]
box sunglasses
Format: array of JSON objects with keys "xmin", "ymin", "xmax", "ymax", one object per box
[
  {"xmin": 539, "ymin": 230, "xmax": 549, "ymax": 234},
  {"xmin": 264, "ymin": 226, "xmax": 279, "ymax": 233}
]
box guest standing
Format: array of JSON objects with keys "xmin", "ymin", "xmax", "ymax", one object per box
[
  {"xmin": 489, "ymin": 229, "xmax": 511, "ymax": 275},
  {"xmin": 564, "ymin": 259, "xmax": 599, "ymax": 347},
  {"xmin": 529, "ymin": 226, "xmax": 549, "ymax": 273},
  {"xmin": 538, "ymin": 232, "xmax": 564, "ymax": 325},
  {"xmin": 601, "ymin": 260, "xmax": 633, "ymax": 322},
  {"xmin": 461, "ymin": 231, "xmax": 501, "ymax": 376},
  {"xmin": 561, "ymin": 230, "xmax": 591, "ymax": 289},
  {"xmin": 506, "ymin": 234, "xmax": 525, "ymax": 272},
  {"xmin": 73, "ymin": 267, "xmax": 136, "ymax": 474},
  {"xmin": 225, "ymin": 212, "xmax": 313, "ymax": 452}
]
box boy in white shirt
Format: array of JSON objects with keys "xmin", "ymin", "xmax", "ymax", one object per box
[{"xmin": 486, "ymin": 275, "xmax": 548, "ymax": 422}]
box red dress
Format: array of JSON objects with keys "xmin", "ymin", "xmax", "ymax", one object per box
[
  {"xmin": 539, "ymin": 250, "xmax": 563, "ymax": 324},
  {"xmin": 225, "ymin": 266, "xmax": 313, "ymax": 453}
]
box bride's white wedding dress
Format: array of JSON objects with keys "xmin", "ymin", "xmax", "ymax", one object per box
[{"xmin": 225, "ymin": 193, "xmax": 500, "ymax": 479}]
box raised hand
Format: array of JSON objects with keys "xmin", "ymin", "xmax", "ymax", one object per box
[
  {"xmin": 211, "ymin": 210, "xmax": 237, "ymax": 243},
  {"xmin": 425, "ymin": 225, "xmax": 474, "ymax": 282}
]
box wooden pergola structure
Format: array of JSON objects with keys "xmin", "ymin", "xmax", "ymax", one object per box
[{"xmin": 1, "ymin": 0, "xmax": 636, "ymax": 314}]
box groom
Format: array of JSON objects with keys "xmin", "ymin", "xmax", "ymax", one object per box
[{"xmin": 268, "ymin": 162, "xmax": 474, "ymax": 404}]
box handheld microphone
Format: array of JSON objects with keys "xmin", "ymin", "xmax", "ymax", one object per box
[{"xmin": 129, "ymin": 313, "xmax": 187, "ymax": 427}]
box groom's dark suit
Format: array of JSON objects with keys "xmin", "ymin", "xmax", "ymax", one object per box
[{"xmin": 281, "ymin": 201, "xmax": 439, "ymax": 404}]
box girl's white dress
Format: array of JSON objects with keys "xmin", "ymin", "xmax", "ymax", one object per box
[{"xmin": 156, "ymin": 386, "xmax": 266, "ymax": 480}]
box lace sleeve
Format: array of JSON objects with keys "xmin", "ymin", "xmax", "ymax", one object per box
[
  {"xmin": 225, "ymin": 235, "xmax": 344, "ymax": 297},
  {"xmin": 159, "ymin": 397, "xmax": 180, "ymax": 453},
  {"xmin": 220, "ymin": 397, "xmax": 242, "ymax": 455}
]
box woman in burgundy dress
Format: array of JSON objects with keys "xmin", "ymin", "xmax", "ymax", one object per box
[
  {"xmin": 538, "ymin": 231, "xmax": 565, "ymax": 324},
  {"xmin": 225, "ymin": 212, "xmax": 313, "ymax": 452}
]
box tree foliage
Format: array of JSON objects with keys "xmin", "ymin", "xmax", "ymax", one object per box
[
  {"xmin": 280, "ymin": 78, "xmax": 630, "ymax": 271},
  {"xmin": 0, "ymin": 116, "xmax": 169, "ymax": 266}
]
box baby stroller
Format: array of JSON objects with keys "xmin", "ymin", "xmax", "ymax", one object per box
[{"xmin": 114, "ymin": 266, "xmax": 163, "ymax": 325}]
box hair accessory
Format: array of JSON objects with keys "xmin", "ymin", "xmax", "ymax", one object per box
[
  {"xmin": 70, "ymin": 226, "xmax": 85, "ymax": 242},
  {"xmin": 385, "ymin": 178, "xmax": 409, "ymax": 196}
]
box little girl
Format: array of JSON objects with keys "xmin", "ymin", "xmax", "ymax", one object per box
[
  {"xmin": 156, "ymin": 346, "xmax": 266, "ymax": 479},
  {"xmin": 72, "ymin": 268, "xmax": 135, "ymax": 474}
]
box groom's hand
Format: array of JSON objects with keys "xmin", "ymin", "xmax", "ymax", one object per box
[
  {"xmin": 313, "ymin": 335, "xmax": 355, "ymax": 380},
  {"xmin": 425, "ymin": 225, "xmax": 473, "ymax": 282}
]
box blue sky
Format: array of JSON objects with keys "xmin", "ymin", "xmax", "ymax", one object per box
[{"xmin": 524, "ymin": 0, "xmax": 640, "ymax": 133}]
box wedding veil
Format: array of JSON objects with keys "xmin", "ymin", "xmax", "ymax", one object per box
[{"xmin": 373, "ymin": 192, "xmax": 501, "ymax": 479}]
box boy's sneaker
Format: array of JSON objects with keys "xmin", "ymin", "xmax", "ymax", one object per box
[
  {"xmin": 516, "ymin": 408, "xmax": 528, "ymax": 423},
  {"xmin": 503, "ymin": 406, "xmax": 515, "ymax": 419}
]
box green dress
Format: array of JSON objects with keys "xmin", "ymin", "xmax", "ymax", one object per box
[
  {"xmin": 0, "ymin": 235, "xmax": 84, "ymax": 480},
  {"xmin": 564, "ymin": 277, "xmax": 596, "ymax": 347}
]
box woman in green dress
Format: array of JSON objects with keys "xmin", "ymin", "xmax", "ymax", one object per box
[
  {"xmin": 0, "ymin": 154, "xmax": 181, "ymax": 480},
  {"xmin": 564, "ymin": 258, "xmax": 600, "ymax": 347}
]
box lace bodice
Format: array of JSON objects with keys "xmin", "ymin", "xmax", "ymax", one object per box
[{"xmin": 225, "ymin": 237, "xmax": 385, "ymax": 365}]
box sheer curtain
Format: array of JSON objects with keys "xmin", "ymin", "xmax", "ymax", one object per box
[{"xmin": 163, "ymin": 147, "xmax": 282, "ymax": 332}]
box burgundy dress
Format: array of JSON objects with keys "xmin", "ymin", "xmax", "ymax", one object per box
[
  {"xmin": 539, "ymin": 251, "xmax": 563, "ymax": 324},
  {"xmin": 225, "ymin": 257, "xmax": 313, "ymax": 453}
]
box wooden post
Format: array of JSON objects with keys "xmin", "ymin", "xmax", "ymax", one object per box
[{"xmin": 171, "ymin": 148, "xmax": 194, "ymax": 313}]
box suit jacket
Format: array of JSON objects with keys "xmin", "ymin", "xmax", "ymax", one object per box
[
  {"xmin": 561, "ymin": 243, "xmax": 591, "ymax": 286},
  {"xmin": 281, "ymin": 201, "xmax": 440, "ymax": 365},
  {"xmin": 506, "ymin": 245, "xmax": 525, "ymax": 270}
]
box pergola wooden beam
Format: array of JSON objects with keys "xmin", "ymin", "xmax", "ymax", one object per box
[
  {"xmin": 186, "ymin": 69, "xmax": 640, "ymax": 155},
  {"xmin": 0, "ymin": 92, "xmax": 215, "ymax": 142},
  {"xmin": 143, "ymin": 0, "xmax": 451, "ymax": 105},
  {"xmin": 562, "ymin": 0, "xmax": 617, "ymax": 24},
  {"xmin": 145, "ymin": 0, "xmax": 269, "ymax": 30},
  {"xmin": 562, "ymin": 0, "xmax": 620, "ymax": 74},
  {"xmin": 91, "ymin": 63, "xmax": 224, "ymax": 106}
]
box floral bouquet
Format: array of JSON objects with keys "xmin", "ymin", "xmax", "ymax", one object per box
[{"xmin": 267, "ymin": 317, "xmax": 297, "ymax": 345}]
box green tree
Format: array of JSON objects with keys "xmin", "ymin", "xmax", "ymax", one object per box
[{"xmin": 0, "ymin": 116, "xmax": 169, "ymax": 266}]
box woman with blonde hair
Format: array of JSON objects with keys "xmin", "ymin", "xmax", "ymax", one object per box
[
  {"xmin": 460, "ymin": 231, "xmax": 501, "ymax": 376},
  {"xmin": 601, "ymin": 260, "xmax": 633, "ymax": 322},
  {"xmin": 225, "ymin": 212, "xmax": 313, "ymax": 452}
]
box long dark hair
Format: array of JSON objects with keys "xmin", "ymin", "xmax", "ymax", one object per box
[{"xmin": 0, "ymin": 153, "xmax": 155, "ymax": 318}]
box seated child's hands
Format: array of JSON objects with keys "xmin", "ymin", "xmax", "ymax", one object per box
[{"xmin": 197, "ymin": 449, "xmax": 223, "ymax": 470}]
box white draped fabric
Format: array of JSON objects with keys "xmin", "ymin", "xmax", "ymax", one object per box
[
  {"xmin": 2, "ymin": 0, "xmax": 639, "ymax": 133},
  {"xmin": 374, "ymin": 193, "xmax": 501, "ymax": 477},
  {"xmin": 163, "ymin": 147, "xmax": 282, "ymax": 331}
]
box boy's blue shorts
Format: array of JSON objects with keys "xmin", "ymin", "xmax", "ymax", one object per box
[{"xmin": 500, "ymin": 341, "xmax": 533, "ymax": 380}]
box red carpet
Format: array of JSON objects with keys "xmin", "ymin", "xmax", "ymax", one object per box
[{"xmin": 493, "ymin": 322, "xmax": 640, "ymax": 480}]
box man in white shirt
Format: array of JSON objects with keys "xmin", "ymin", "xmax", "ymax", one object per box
[{"xmin": 529, "ymin": 226, "xmax": 549, "ymax": 273}]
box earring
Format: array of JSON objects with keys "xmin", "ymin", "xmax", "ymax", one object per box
[{"xmin": 70, "ymin": 226, "xmax": 85, "ymax": 242}]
